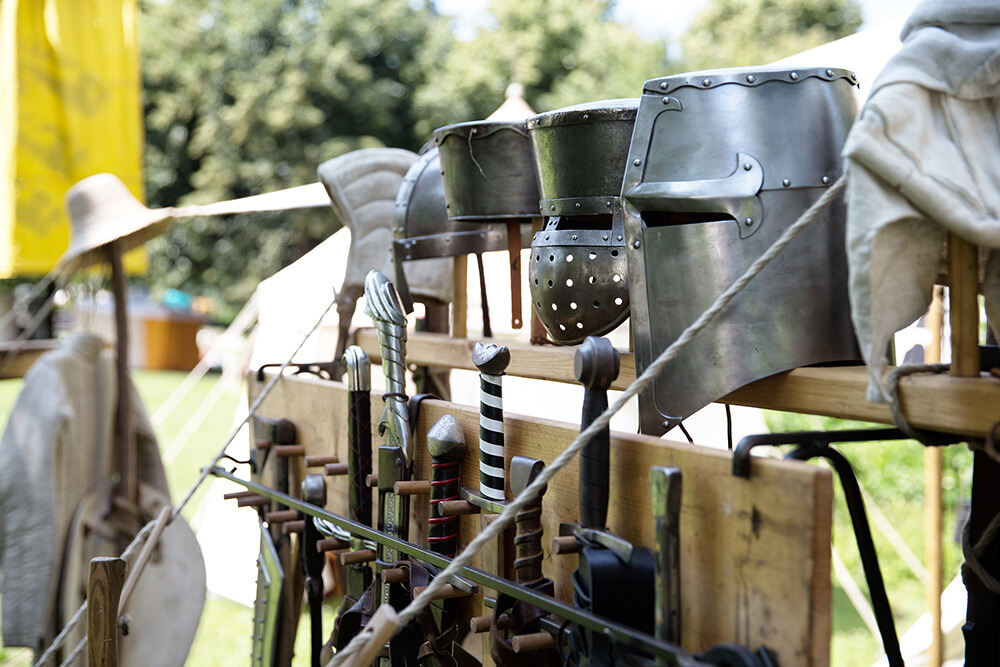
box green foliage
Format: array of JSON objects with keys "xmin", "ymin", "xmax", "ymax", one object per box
[
  {"xmin": 682, "ymin": 0, "xmax": 863, "ymax": 69},
  {"xmin": 413, "ymin": 0, "xmax": 672, "ymax": 134}
]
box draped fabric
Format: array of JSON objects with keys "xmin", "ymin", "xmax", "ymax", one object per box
[{"xmin": 1, "ymin": 0, "xmax": 145, "ymax": 277}]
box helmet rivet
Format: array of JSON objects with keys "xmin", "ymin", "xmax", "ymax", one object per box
[
  {"xmin": 790, "ymin": 72, "xmax": 799, "ymax": 81},
  {"xmin": 550, "ymin": 205, "xmax": 556, "ymax": 211},
  {"xmin": 746, "ymin": 74, "xmax": 756, "ymax": 83},
  {"xmin": 782, "ymin": 178, "xmax": 791, "ymax": 187},
  {"xmin": 602, "ymin": 234, "xmax": 609, "ymax": 241},
  {"xmin": 575, "ymin": 202, "xmax": 582, "ymax": 209},
  {"xmin": 445, "ymin": 203, "xmax": 450, "ymax": 209},
  {"xmin": 743, "ymin": 162, "xmax": 752, "ymax": 171},
  {"xmin": 661, "ymin": 96, "xmax": 672, "ymax": 105},
  {"xmin": 440, "ymin": 170, "xmax": 445, "ymax": 176},
  {"xmin": 632, "ymin": 240, "xmax": 641, "ymax": 249},
  {"xmin": 582, "ymin": 113, "xmax": 589, "ymax": 120},
  {"xmin": 633, "ymin": 158, "xmax": 641, "ymax": 166},
  {"xmin": 826, "ymin": 69, "xmax": 834, "ymax": 77},
  {"xmin": 617, "ymin": 235, "xmax": 623, "ymax": 241},
  {"xmin": 744, "ymin": 217, "xmax": 754, "ymax": 227},
  {"xmin": 605, "ymin": 200, "xmax": 612, "ymax": 207},
  {"xmin": 471, "ymin": 128, "xmax": 477, "ymax": 134},
  {"xmin": 822, "ymin": 175, "xmax": 831, "ymax": 185},
  {"xmin": 702, "ymin": 78, "xmax": 711, "ymax": 87},
  {"xmin": 659, "ymin": 81, "xmax": 668, "ymax": 90},
  {"xmin": 545, "ymin": 235, "xmax": 550, "ymax": 241},
  {"xmin": 572, "ymin": 234, "xmax": 578, "ymax": 241}
]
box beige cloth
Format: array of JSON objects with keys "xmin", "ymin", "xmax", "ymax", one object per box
[
  {"xmin": 0, "ymin": 332, "xmax": 169, "ymax": 650},
  {"xmin": 844, "ymin": 0, "xmax": 1000, "ymax": 401}
]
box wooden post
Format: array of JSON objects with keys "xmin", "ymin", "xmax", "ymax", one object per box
[
  {"xmin": 925, "ymin": 285, "xmax": 945, "ymax": 667},
  {"xmin": 506, "ymin": 222, "xmax": 523, "ymax": 329},
  {"xmin": 452, "ymin": 255, "xmax": 468, "ymax": 339},
  {"xmin": 948, "ymin": 234, "xmax": 979, "ymax": 377},
  {"xmin": 109, "ymin": 242, "xmax": 137, "ymax": 516},
  {"xmin": 529, "ymin": 218, "xmax": 548, "ymax": 344},
  {"xmin": 87, "ymin": 557, "xmax": 126, "ymax": 667}
]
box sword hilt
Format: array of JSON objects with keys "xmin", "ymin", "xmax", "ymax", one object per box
[
  {"xmin": 510, "ymin": 456, "xmax": 546, "ymax": 586},
  {"xmin": 344, "ymin": 346, "xmax": 373, "ymax": 527},
  {"xmin": 574, "ymin": 337, "xmax": 619, "ymax": 531},
  {"xmin": 426, "ymin": 415, "xmax": 466, "ymax": 557},
  {"xmin": 650, "ymin": 466, "xmax": 682, "ymax": 646},
  {"xmin": 473, "ymin": 342, "xmax": 511, "ymax": 502},
  {"xmin": 364, "ymin": 270, "xmax": 411, "ymax": 460}
]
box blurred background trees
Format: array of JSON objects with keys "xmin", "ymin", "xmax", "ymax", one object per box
[{"xmin": 140, "ymin": 0, "xmax": 861, "ymax": 321}]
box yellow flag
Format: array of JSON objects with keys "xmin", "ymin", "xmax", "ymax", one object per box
[{"xmin": 0, "ymin": 0, "xmax": 146, "ymax": 278}]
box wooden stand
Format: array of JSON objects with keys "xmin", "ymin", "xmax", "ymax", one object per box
[{"xmin": 87, "ymin": 557, "xmax": 126, "ymax": 667}]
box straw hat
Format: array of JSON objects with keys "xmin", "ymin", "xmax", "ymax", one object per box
[{"xmin": 59, "ymin": 173, "xmax": 175, "ymax": 273}]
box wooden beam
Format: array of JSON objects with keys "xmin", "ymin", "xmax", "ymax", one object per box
[
  {"xmin": 356, "ymin": 329, "xmax": 999, "ymax": 438},
  {"xmin": 250, "ymin": 371, "xmax": 833, "ymax": 666}
]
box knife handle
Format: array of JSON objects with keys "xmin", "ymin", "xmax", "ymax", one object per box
[
  {"xmin": 348, "ymin": 389, "xmax": 373, "ymax": 527},
  {"xmin": 579, "ymin": 386, "xmax": 610, "ymax": 530}
]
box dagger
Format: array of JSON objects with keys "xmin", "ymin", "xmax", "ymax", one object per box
[{"xmin": 427, "ymin": 414, "xmax": 467, "ymax": 558}]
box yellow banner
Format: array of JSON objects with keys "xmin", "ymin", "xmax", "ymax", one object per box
[{"xmin": 1, "ymin": 0, "xmax": 145, "ymax": 278}]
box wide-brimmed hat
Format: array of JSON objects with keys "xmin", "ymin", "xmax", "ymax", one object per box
[
  {"xmin": 58, "ymin": 173, "xmax": 332, "ymax": 274},
  {"xmin": 58, "ymin": 173, "xmax": 175, "ymax": 273}
]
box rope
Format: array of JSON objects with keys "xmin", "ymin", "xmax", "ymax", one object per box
[
  {"xmin": 884, "ymin": 363, "xmax": 952, "ymax": 445},
  {"xmin": 32, "ymin": 290, "xmax": 339, "ymax": 665},
  {"xmin": 328, "ymin": 175, "xmax": 847, "ymax": 666},
  {"xmin": 962, "ymin": 504, "xmax": 1000, "ymax": 594}
]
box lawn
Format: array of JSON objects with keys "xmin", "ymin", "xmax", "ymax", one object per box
[{"xmin": 0, "ymin": 371, "xmax": 975, "ymax": 665}]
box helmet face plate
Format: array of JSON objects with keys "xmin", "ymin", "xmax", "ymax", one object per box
[
  {"xmin": 527, "ymin": 99, "xmax": 638, "ymax": 344},
  {"xmin": 622, "ymin": 67, "xmax": 863, "ymax": 435}
]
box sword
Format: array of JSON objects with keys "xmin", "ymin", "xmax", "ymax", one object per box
[
  {"xmin": 472, "ymin": 342, "xmax": 511, "ymax": 503},
  {"xmin": 649, "ymin": 467, "xmax": 682, "ymax": 653},
  {"xmin": 364, "ymin": 270, "xmax": 413, "ymax": 664},
  {"xmin": 427, "ymin": 414, "xmax": 467, "ymax": 558}
]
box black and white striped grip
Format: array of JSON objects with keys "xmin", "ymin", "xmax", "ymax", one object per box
[{"xmin": 478, "ymin": 373, "xmax": 505, "ymax": 501}]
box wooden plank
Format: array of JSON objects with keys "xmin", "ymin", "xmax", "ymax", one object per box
[
  {"xmin": 87, "ymin": 557, "xmax": 126, "ymax": 667},
  {"xmin": 355, "ymin": 329, "xmax": 1000, "ymax": 438},
  {"xmin": 452, "ymin": 255, "xmax": 468, "ymax": 338},
  {"xmin": 249, "ymin": 371, "xmax": 833, "ymax": 666}
]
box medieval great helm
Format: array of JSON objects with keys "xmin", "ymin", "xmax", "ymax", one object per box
[
  {"xmin": 622, "ymin": 67, "xmax": 862, "ymax": 435},
  {"xmin": 526, "ymin": 99, "xmax": 637, "ymax": 344}
]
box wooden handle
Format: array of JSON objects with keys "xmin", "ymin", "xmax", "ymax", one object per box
[
  {"xmin": 281, "ymin": 520, "xmax": 305, "ymax": 534},
  {"xmin": 512, "ymin": 631, "xmax": 555, "ymax": 653},
  {"xmin": 438, "ymin": 499, "xmax": 480, "ymax": 516},
  {"xmin": 551, "ymin": 535, "xmax": 580, "ymax": 555},
  {"xmin": 223, "ymin": 490, "xmax": 256, "ymax": 500},
  {"xmin": 265, "ymin": 509, "xmax": 299, "ymax": 523},
  {"xmin": 340, "ymin": 549, "xmax": 377, "ymax": 566},
  {"xmin": 411, "ymin": 584, "xmax": 470, "ymax": 600},
  {"xmin": 88, "ymin": 557, "xmax": 126, "ymax": 667},
  {"xmin": 325, "ymin": 463, "xmax": 349, "ymax": 476},
  {"xmin": 470, "ymin": 614, "xmax": 509, "ymax": 633},
  {"xmin": 381, "ymin": 567, "xmax": 407, "ymax": 584},
  {"xmin": 274, "ymin": 444, "xmax": 306, "ymax": 457},
  {"xmin": 317, "ymin": 538, "xmax": 349, "ymax": 552},
  {"xmin": 394, "ymin": 480, "xmax": 432, "ymax": 496},
  {"xmin": 305, "ymin": 455, "xmax": 339, "ymax": 467},
  {"xmin": 365, "ymin": 473, "xmax": 378, "ymax": 488},
  {"xmin": 236, "ymin": 495, "xmax": 270, "ymax": 508}
]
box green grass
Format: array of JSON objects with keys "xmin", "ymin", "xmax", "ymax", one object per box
[{"xmin": 0, "ymin": 374, "xmax": 976, "ymax": 664}]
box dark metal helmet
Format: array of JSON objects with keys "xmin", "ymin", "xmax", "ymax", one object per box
[
  {"xmin": 433, "ymin": 120, "xmax": 540, "ymax": 225},
  {"xmin": 526, "ymin": 99, "xmax": 638, "ymax": 344},
  {"xmin": 621, "ymin": 67, "xmax": 862, "ymax": 434},
  {"xmin": 392, "ymin": 145, "xmax": 529, "ymax": 312}
]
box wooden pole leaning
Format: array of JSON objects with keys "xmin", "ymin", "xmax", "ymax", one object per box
[
  {"xmin": 924, "ymin": 285, "xmax": 945, "ymax": 667},
  {"xmin": 87, "ymin": 557, "xmax": 127, "ymax": 667}
]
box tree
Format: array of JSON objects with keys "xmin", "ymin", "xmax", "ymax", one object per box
[
  {"xmin": 413, "ymin": 0, "xmax": 673, "ymax": 134},
  {"xmin": 140, "ymin": 0, "xmax": 449, "ymax": 320},
  {"xmin": 681, "ymin": 0, "xmax": 863, "ymax": 70}
]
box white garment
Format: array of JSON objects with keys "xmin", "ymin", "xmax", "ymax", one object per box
[
  {"xmin": 0, "ymin": 332, "xmax": 168, "ymax": 650},
  {"xmin": 844, "ymin": 0, "xmax": 1000, "ymax": 401}
]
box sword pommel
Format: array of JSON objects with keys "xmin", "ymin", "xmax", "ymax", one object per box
[
  {"xmin": 427, "ymin": 414, "xmax": 467, "ymax": 460},
  {"xmin": 472, "ymin": 342, "xmax": 511, "ymax": 376},
  {"xmin": 574, "ymin": 336, "xmax": 620, "ymax": 391},
  {"xmin": 343, "ymin": 345, "xmax": 371, "ymax": 392}
]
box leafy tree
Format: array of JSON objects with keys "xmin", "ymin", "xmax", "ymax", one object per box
[
  {"xmin": 413, "ymin": 0, "xmax": 673, "ymax": 133},
  {"xmin": 140, "ymin": 0, "xmax": 448, "ymax": 320},
  {"xmin": 681, "ymin": 0, "xmax": 863, "ymax": 70}
]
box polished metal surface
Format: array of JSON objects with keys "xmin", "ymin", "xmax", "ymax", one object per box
[
  {"xmin": 363, "ymin": 270, "xmax": 411, "ymax": 459},
  {"xmin": 529, "ymin": 214, "xmax": 629, "ymax": 344},
  {"xmin": 527, "ymin": 99, "xmax": 638, "ymax": 216},
  {"xmin": 433, "ymin": 120, "xmax": 539, "ymax": 224},
  {"xmin": 251, "ymin": 520, "xmax": 283, "ymax": 667},
  {"xmin": 392, "ymin": 147, "xmax": 532, "ymax": 310},
  {"xmin": 622, "ymin": 66, "xmax": 862, "ymax": 435},
  {"xmin": 526, "ymin": 100, "xmax": 637, "ymax": 344},
  {"xmin": 343, "ymin": 344, "xmax": 371, "ymax": 393}
]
